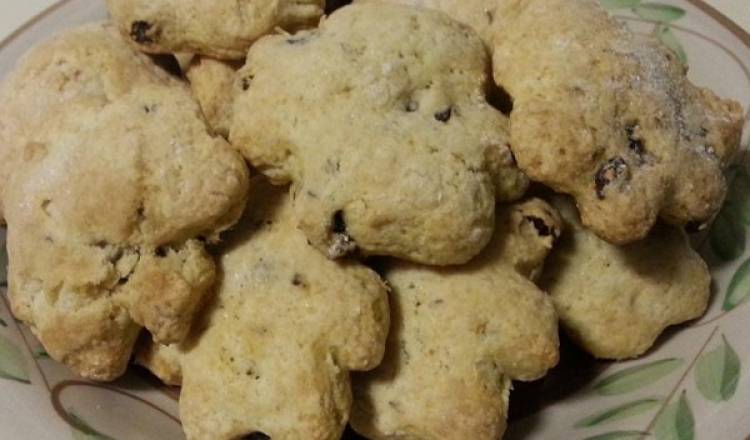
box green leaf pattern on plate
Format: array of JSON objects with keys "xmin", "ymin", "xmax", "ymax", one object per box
[
  {"xmin": 575, "ymin": 398, "xmax": 662, "ymax": 427},
  {"xmin": 69, "ymin": 411, "xmax": 115, "ymax": 440},
  {"xmin": 710, "ymin": 166, "xmax": 750, "ymax": 261},
  {"xmin": 724, "ymin": 258, "xmax": 750, "ymax": 311},
  {"xmin": 601, "ymin": 0, "xmax": 642, "ymax": 9},
  {"xmin": 695, "ymin": 335, "xmax": 741, "ymax": 401},
  {"xmin": 594, "ymin": 358, "xmax": 685, "ymax": 396},
  {"xmin": 654, "ymin": 391, "xmax": 694, "ymax": 440},
  {"xmin": 0, "ymin": 333, "xmax": 30, "ymax": 384},
  {"xmin": 656, "ymin": 24, "xmax": 688, "ymax": 65},
  {"xmin": 584, "ymin": 431, "xmax": 648, "ymax": 440},
  {"xmin": 634, "ymin": 3, "xmax": 686, "ymax": 22}
]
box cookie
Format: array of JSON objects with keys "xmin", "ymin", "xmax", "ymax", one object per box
[
  {"xmin": 492, "ymin": 0, "xmax": 743, "ymax": 244},
  {"xmin": 0, "ymin": 24, "xmax": 250, "ymax": 380},
  {"xmin": 351, "ymin": 199, "xmax": 560, "ymax": 440},
  {"xmin": 230, "ymin": 1, "xmax": 529, "ymax": 265},
  {"xmin": 541, "ymin": 196, "xmax": 711, "ymax": 359},
  {"xmin": 371, "ymin": 0, "xmax": 500, "ymax": 47},
  {"xmin": 139, "ymin": 177, "xmax": 389, "ymax": 440},
  {"xmin": 185, "ymin": 57, "xmax": 239, "ymax": 137},
  {"xmin": 106, "ymin": 0, "xmax": 325, "ymax": 60}
]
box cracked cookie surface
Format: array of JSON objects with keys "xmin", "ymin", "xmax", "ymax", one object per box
[
  {"xmin": 351, "ymin": 199, "xmax": 560, "ymax": 440},
  {"xmin": 138, "ymin": 178, "xmax": 389, "ymax": 440},
  {"xmin": 0, "ymin": 24, "xmax": 249, "ymax": 380},
  {"xmin": 230, "ymin": 1, "xmax": 528, "ymax": 265},
  {"xmin": 107, "ymin": 0, "xmax": 325, "ymax": 59},
  {"xmin": 492, "ymin": 0, "xmax": 743, "ymax": 243}
]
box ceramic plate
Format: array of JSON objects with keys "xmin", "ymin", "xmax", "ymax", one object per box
[{"xmin": 0, "ymin": 1, "xmax": 748, "ymax": 439}]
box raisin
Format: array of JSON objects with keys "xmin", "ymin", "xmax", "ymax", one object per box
[
  {"xmin": 291, "ymin": 273, "xmax": 305, "ymax": 286},
  {"xmin": 242, "ymin": 432, "xmax": 270, "ymax": 440},
  {"xmin": 434, "ymin": 107, "xmax": 452, "ymax": 123},
  {"xmin": 625, "ymin": 124, "xmax": 645, "ymax": 157},
  {"xmin": 130, "ymin": 21, "xmax": 155, "ymax": 44},
  {"xmin": 594, "ymin": 157, "xmax": 629, "ymax": 199},
  {"xmin": 332, "ymin": 210, "xmax": 347, "ymax": 233},
  {"xmin": 241, "ymin": 76, "xmax": 254, "ymax": 91},
  {"xmin": 525, "ymin": 216, "xmax": 554, "ymax": 237}
]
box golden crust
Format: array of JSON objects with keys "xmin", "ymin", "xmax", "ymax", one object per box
[
  {"xmin": 230, "ymin": 2, "xmax": 529, "ymax": 265},
  {"xmin": 0, "ymin": 24, "xmax": 249, "ymax": 380},
  {"xmin": 351, "ymin": 199, "xmax": 560, "ymax": 440},
  {"xmin": 542, "ymin": 196, "xmax": 711, "ymax": 359}
]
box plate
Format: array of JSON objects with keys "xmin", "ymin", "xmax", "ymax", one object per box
[{"xmin": 0, "ymin": 1, "xmax": 748, "ymax": 439}]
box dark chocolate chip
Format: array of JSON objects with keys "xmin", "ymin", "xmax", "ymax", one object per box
[
  {"xmin": 130, "ymin": 21, "xmax": 155, "ymax": 44},
  {"xmin": 155, "ymin": 246, "xmax": 168, "ymax": 258},
  {"xmin": 291, "ymin": 273, "xmax": 304, "ymax": 287},
  {"xmin": 325, "ymin": 0, "xmax": 352, "ymax": 14},
  {"xmin": 434, "ymin": 107, "xmax": 453, "ymax": 123},
  {"xmin": 525, "ymin": 216, "xmax": 553, "ymax": 237},
  {"xmin": 700, "ymin": 126, "xmax": 709, "ymax": 137},
  {"xmin": 243, "ymin": 432, "xmax": 271, "ymax": 440},
  {"xmin": 241, "ymin": 76, "xmax": 253, "ymax": 91},
  {"xmin": 594, "ymin": 157, "xmax": 629, "ymax": 199},
  {"xmin": 332, "ymin": 210, "xmax": 347, "ymax": 234},
  {"xmin": 405, "ymin": 101, "xmax": 419, "ymax": 113},
  {"xmin": 625, "ymin": 124, "xmax": 645, "ymax": 157}
]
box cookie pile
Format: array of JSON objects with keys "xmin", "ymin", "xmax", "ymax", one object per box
[{"xmin": 0, "ymin": 0, "xmax": 742, "ymax": 439}]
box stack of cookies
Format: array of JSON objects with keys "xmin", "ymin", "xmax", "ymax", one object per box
[{"xmin": 0, "ymin": 0, "xmax": 743, "ymax": 439}]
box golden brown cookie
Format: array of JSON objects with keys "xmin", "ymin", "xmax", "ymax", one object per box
[
  {"xmin": 107, "ymin": 0, "xmax": 325, "ymax": 59},
  {"xmin": 351, "ymin": 199, "xmax": 560, "ymax": 440},
  {"xmin": 492, "ymin": 0, "xmax": 743, "ymax": 244},
  {"xmin": 185, "ymin": 57, "xmax": 240, "ymax": 137},
  {"xmin": 230, "ymin": 1, "xmax": 529, "ymax": 265},
  {"xmin": 139, "ymin": 177, "xmax": 389, "ymax": 440},
  {"xmin": 542, "ymin": 196, "xmax": 711, "ymax": 359},
  {"xmin": 0, "ymin": 24, "xmax": 249, "ymax": 380}
]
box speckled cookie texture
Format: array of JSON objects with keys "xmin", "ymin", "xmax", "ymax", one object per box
[
  {"xmin": 372, "ymin": 0, "xmax": 501, "ymax": 48},
  {"xmin": 230, "ymin": 1, "xmax": 529, "ymax": 265},
  {"xmin": 138, "ymin": 177, "xmax": 390, "ymax": 440},
  {"xmin": 0, "ymin": 24, "xmax": 250, "ymax": 380},
  {"xmin": 106, "ymin": 0, "xmax": 325, "ymax": 60},
  {"xmin": 350, "ymin": 199, "xmax": 560, "ymax": 440},
  {"xmin": 491, "ymin": 0, "xmax": 743, "ymax": 244},
  {"xmin": 185, "ymin": 57, "xmax": 239, "ymax": 138},
  {"xmin": 541, "ymin": 196, "xmax": 711, "ymax": 360}
]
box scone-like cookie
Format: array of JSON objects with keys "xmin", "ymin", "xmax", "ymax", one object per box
[
  {"xmin": 139, "ymin": 178, "xmax": 389, "ymax": 440},
  {"xmin": 230, "ymin": 1, "xmax": 529, "ymax": 265},
  {"xmin": 351, "ymin": 199, "xmax": 560, "ymax": 440},
  {"xmin": 185, "ymin": 57, "xmax": 239, "ymax": 137},
  {"xmin": 0, "ymin": 24, "xmax": 249, "ymax": 380},
  {"xmin": 370, "ymin": 0, "xmax": 500, "ymax": 47},
  {"xmin": 107, "ymin": 0, "xmax": 325, "ymax": 60},
  {"xmin": 493, "ymin": 0, "xmax": 743, "ymax": 244},
  {"xmin": 541, "ymin": 196, "xmax": 710, "ymax": 359}
]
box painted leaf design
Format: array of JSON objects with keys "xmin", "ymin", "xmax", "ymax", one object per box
[
  {"xmin": 724, "ymin": 258, "xmax": 750, "ymax": 311},
  {"xmin": 695, "ymin": 334, "xmax": 741, "ymax": 401},
  {"xmin": 600, "ymin": 0, "xmax": 641, "ymax": 9},
  {"xmin": 654, "ymin": 391, "xmax": 694, "ymax": 440},
  {"xmin": 584, "ymin": 431, "xmax": 648, "ymax": 440},
  {"xmin": 69, "ymin": 411, "xmax": 115, "ymax": 440},
  {"xmin": 656, "ymin": 25, "xmax": 688, "ymax": 66},
  {"xmin": 0, "ymin": 333, "xmax": 30, "ymax": 384},
  {"xmin": 709, "ymin": 208, "xmax": 745, "ymax": 261},
  {"xmin": 594, "ymin": 358, "xmax": 684, "ymax": 396},
  {"xmin": 634, "ymin": 3, "xmax": 686, "ymax": 22},
  {"xmin": 725, "ymin": 165, "xmax": 750, "ymax": 225},
  {"xmin": 574, "ymin": 398, "xmax": 661, "ymax": 427}
]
